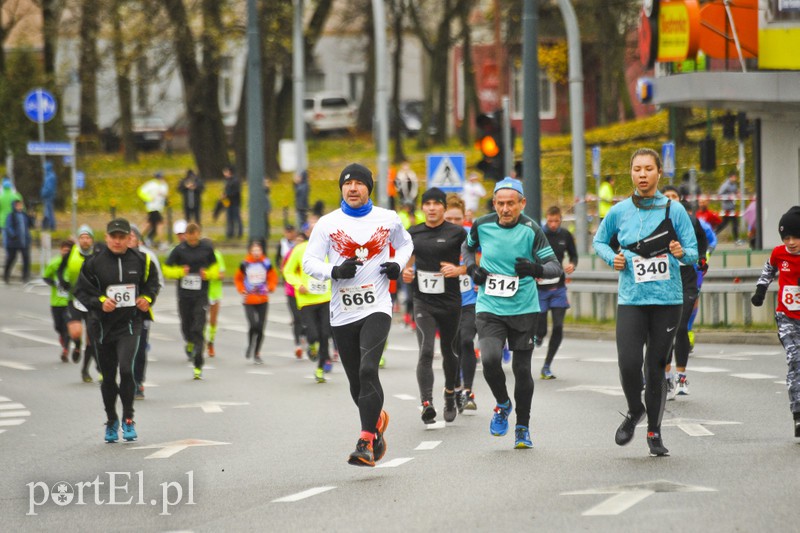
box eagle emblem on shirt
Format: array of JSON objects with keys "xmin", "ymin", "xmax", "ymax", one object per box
[{"xmin": 330, "ymin": 227, "xmax": 390, "ymax": 261}]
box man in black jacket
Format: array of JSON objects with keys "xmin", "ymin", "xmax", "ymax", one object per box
[{"xmin": 74, "ymin": 218, "xmax": 160, "ymax": 443}]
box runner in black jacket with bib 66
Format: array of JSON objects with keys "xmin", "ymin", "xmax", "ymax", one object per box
[{"xmin": 74, "ymin": 218, "xmax": 160, "ymax": 443}]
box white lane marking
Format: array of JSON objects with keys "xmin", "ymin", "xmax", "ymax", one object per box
[
  {"xmin": 384, "ymin": 345, "xmax": 418, "ymax": 352},
  {"xmin": 558, "ymin": 385, "xmax": 624, "ymax": 397},
  {"xmin": 0, "ymin": 396, "xmax": 10, "ymax": 401},
  {"xmin": 272, "ymin": 486, "xmax": 337, "ymax": 503},
  {"xmin": 424, "ymin": 421, "xmax": 447, "ymax": 430},
  {"xmin": 0, "ymin": 410, "xmax": 31, "ymax": 418},
  {"xmin": 415, "ymin": 441, "xmax": 441, "ymax": 450},
  {"xmin": 696, "ymin": 354, "xmax": 751, "ymax": 361},
  {"xmin": 563, "ymin": 480, "xmax": 716, "ymax": 516},
  {"xmin": 14, "ymin": 312, "xmax": 51, "ymax": 323},
  {"xmin": 131, "ymin": 439, "xmax": 230, "ymax": 459},
  {"xmin": 376, "ymin": 457, "xmax": 414, "ymax": 468},
  {"xmin": 0, "ymin": 429, "xmax": 5, "ymax": 434},
  {"xmin": 0, "ymin": 360, "xmax": 35, "ymax": 371},
  {"xmin": 246, "ymin": 369, "xmax": 274, "ymax": 375},
  {"xmin": 730, "ymin": 373, "xmax": 778, "ymax": 380},
  {"xmin": 774, "ymin": 380, "xmax": 786, "ymax": 385},
  {"xmin": 148, "ymin": 333, "xmax": 175, "ymax": 341},
  {"xmin": 0, "ymin": 328, "xmax": 61, "ymax": 347},
  {"xmin": 0, "ymin": 403, "xmax": 26, "ymax": 410},
  {"xmin": 579, "ymin": 357, "xmax": 617, "ymax": 363},
  {"xmin": 661, "ymin": 418, "xmax": 741, "ymax": 437},
  {"xmin": 688, "ymin": 366, "xmax": 730, "ymax": 373},
  {"xmin": 143, "ymin": 382, "xmax": 159, "ymax": 388},
  {"xmin": 0, "ymin": 419, "xmax": 27, "ymax": 426},
  {"xmin": 393, "ymin": 394, "xmax": 416, "ymax": 401},
  {"xmin": 174, "ymin": 401, "xmax": 249, "ymax": 414}
]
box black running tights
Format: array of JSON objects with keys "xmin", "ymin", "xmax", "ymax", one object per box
[
  {"xmin": 332, "ymin": 313, "xmax": 391, "ymax": 433},
  {"xmin": 96, "ymin": 334, "xmax": 139, "ymax": 421},
  {"xmin": 616, "ymin": 304, "xmax": 682, "ymax": 432}
]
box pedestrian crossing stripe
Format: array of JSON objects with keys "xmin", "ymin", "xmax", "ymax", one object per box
[{"xmin": 426, "ymin": 153, "xmax": 465, "ymax": 192}]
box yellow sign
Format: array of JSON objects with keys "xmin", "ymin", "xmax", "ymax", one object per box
[
  {"xmin": 759, "ymin": 27, "xmax": 800, "ymax": 70},
  {"xmin": 658, "ymin": 0, "xmax": 701, "ymax": 62}
]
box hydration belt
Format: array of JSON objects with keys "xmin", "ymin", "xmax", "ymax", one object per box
[{"xmin": 623, "ymin": 200, "xmax": 678, "ymax": 258}]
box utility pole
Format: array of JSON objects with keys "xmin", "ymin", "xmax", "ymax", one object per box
[
  {"xmin": 522, "ymin": 0, "xmax": 541, "ymax": 222},
  {"xmin": 372, "ymin": 0, "xmax": 389, "ymax": 208},
  {"xmin": 246, "ymin": 0, "xmax": 267, "ymax": 243}
]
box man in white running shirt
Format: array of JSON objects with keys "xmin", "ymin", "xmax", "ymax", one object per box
[{"xmin": 304, "ymin": 163, "xmax": 413, "ymax": 467}]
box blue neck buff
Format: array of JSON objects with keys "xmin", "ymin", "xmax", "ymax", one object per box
[{"xmin": 341, "ymin": 199, "xmax": 373, "ymax": 217}]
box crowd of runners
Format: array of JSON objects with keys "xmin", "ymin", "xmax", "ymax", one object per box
[{"xmin": 37, "ymin": 148, "xmax": 800, "ymax": 462}]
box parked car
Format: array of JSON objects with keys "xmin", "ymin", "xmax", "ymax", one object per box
[
  {"xmin": 303, "ymin": 93, "xmax": 357, "ymax": 135},
  {"xmin": 101, "ymin": 115, "xmax": 168, "ymax": 152},
  {"xmin": 392, "ymin": 99, "xmax": 437, "ymax": 137}
]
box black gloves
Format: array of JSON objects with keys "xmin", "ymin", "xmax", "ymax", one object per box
[
  {"xmin": 467, "ymin": 264, "xmax": 488, "ymax": 286},
  {"xmin": 379, "ymin": 262, "xmax": 401, "ymax": 280},
  {"xmin": 751, "ymin": 285, "xmax": 767, "ymax": 307},
  {"xmin": 514, "ymin": 257, "xmax": 544, "ymax": 278},
  {"xmin": 331, "ymin": 257, "xmax": 361, "ymax": 280},
  {"xmin": 697, "ymin": 258, "xmax": 708, "ymax": 275}
]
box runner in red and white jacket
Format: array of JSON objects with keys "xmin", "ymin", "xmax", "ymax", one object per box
[
  {"xmin": 751, "ymin": 205, "xmax": 800, "ymax": 438},
  {"xmin": 303, "ymin": 163, "xmax": 413, "ymax": 467}
]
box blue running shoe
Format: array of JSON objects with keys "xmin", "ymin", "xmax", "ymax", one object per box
[
  {"xmin": 105, "ymin": 420, "xmax": 119, "ymax": 443},
  {"xmin": 540, "ymin": 366, "xmax": 556, "ymax": 380},
  {"xmin": 490, "ymin": 400, "xmax": 512, "ymax": 436},
  {"xmin": 122, "ymin": 418, "xmax": 137, "ymax": 441},
  {"xmin": 502, "ymin": 344, "xmax": 511, "ymax": 364},
  {"xmin": 514, "ymin": 425, "xmax": 533, "ymax": 448},
  {"xmin": 323, "ymin": 361, "xmax": 333, "ymax": 373}
]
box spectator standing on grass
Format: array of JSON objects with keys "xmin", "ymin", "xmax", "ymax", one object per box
[
  {"xmin": 294, "ymin": 170, "xmax": 310, "ymax": 228},
  {"xmin": 178, "ymin": 169, "xmax": 204, "ymax": 224},
  {"xmin": 40, "ymin": 161, "xmax": 57, "ymax": 231},
  {"xmin": 716, "ymin": 172, "xmax": 742, "ymax": 243},
  {"xmin": 222, "ymin": 166, "xmax": 243, "ymax": 239},
  {"xmin": 3, "ymin": 199, "xmax": 32, "ymax": 284},
  {"xmin": 0, "ymin": 177, "xmax": 22, "ymax": 240}
]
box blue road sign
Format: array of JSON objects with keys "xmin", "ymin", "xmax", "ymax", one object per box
[
  {"xmin": 26, "ymin": 142, "xmax": 74, "ymax": 156},
  {"xmin": 23, "ymin": 89, "xmax": 57, "ymax": 124},
  {"xmin": 76, "ymin": 171, "xmax": 85, "ymax": 190},
  {"xmin": 426, "ymin": 153, "xmax": 466, "ymax": 192},
  {"xmin": 592, "ymin": 145, "xmax": 601, "ymax": 178},
  {"xmin": 662, "ymin": 141, "xmax": 676, "ymax": 179}
]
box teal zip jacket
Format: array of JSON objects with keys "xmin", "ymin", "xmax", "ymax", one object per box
[{"xmin": 593, "ymin": 191, "xmax": 698, "ymax": 306}]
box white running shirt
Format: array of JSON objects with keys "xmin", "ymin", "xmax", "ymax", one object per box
[{"xmin": 303, "ymin": 205, "xmax": 413, "ymax": 327}]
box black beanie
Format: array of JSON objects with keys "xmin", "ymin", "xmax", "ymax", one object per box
[
  {"xmin": 339, "ymin": 163, "xmax": 374, "ymax": 194},
  {"xmin": 779, "ymin": 206, "xmax": 800, "ymax": 239},
  {"xmin": 421, "ymin": 187, "xmax": 447, "ymax": 206}
]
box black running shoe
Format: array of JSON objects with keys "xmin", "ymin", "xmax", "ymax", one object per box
[
  {"xmin": 647, "ymin": 432, "xmax": 669, "ymax": 456},
  {"xmin": 347, "ymin": 438, "xmax": 375, "ymax": 467},
  {"xmin": 421, "ymin": 401, "xmax": 436, "ymax": 424},
  {"xmin": 71, "ymin": 348, "xmax": 80, "ymax": 364},
  {"xmin": 455, "ymin": 390, "xmax": 468, "ymax": 413},
  {"xmin": 794, "ymin": 415, "xmax": 800, "ymax": 438},
  {"xmin": 615, "ymin": 409, "xmax": 645, "ymax": 446},
  {"xmin": 443, "ymin": 391, "xmax": 458, "ymax": 422}
]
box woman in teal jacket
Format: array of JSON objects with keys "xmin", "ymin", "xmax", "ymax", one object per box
[{"xmin": 593, "ymin": 147, "xmax": 698, "ymax": 457}]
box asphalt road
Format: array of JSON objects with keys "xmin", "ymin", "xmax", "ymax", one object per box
[{"xmin": 0, "ymin": 280, "xmax": 797, "ymax": 532}]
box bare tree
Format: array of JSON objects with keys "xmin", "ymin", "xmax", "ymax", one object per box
[
  {"xmin": 408, "ymin": 0, "xmax": 469, "ymax": 147},
  {"xmin": 456, "ymin": 0, "xmax": 479, "ymax": 146},
  {"xmin": 388, "ymin": 0, "xmax": 406, "ymax": 163},
  {"xmin": 78, "ymin": 0, "xmax": 100, "ymax": 135},
  {"xmin": 161, "ymin": 0, "xmax": 229, "ymax": 181},
  {"xmin": 110, "ymin": 0, "xmax": 137, "ymax": 162}
]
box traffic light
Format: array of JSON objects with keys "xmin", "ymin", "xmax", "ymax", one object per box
[
  {"xmin": 699, "ymin": 136, "xmax": 716, "ymax": 172},
  {"xmin": 475, "ymin": 113, "xmax": 504, "ymax": 181},
  {"xmin": 722, "ymin": 113, "xmax": 736, "ymax": 140},
  {"xmin": 737, "ymin": 112, "xmax": 751, "ymax": 140}
]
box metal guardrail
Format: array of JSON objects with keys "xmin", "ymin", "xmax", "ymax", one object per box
[{"xmin": 565, "ymin": 266, "xmax": 777, "ymax": 327}]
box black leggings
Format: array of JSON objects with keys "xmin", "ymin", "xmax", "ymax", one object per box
[
  {"xmin": 287, "ymin": 295, "xmax": 305, "ymax": 345},
  {"xmin": 480, "ymin": 336, "xmax": 534, "ymax": 427},
  {"xmin": 243, "ymin": 302, "xmax": 268, "ymax": 357},
  {"xmin": 414, "ymin": 299, "xmax": 461, "ymax": 402},
  {"xmin": 179, "ymin": 297, "xmax": 208, "ymax": 368},
  {"xmin": 300, "ymin": 301, "xmax": 331, "ymax": 369},
  {"xmin": 672, "ymin": 287, "xmax": 698, "ymax": 369},
  {"xmin": 538, "ymin": 308, "xmax": 567, "ymax": 367},
  {"xmin": 96, "ymin": 333, "xmax": 139, "ymax": 421},
  {"xmin": 51, "ymin": 306, "xmax": 69, "ymax": 351},
  {"xmin": 133, "ymin": 321, "xmax": 150, "ymax": 388},
  {"xmin": 331, "ymin": 313, "xmax": 392, "ymax": 433},
  {"xmin": 616, "ymin": 304, "xmax": 682, "ymax": 432},
  {"xmin": 458, "ymin": 304, "xmax": 477, "ymax": 391}
]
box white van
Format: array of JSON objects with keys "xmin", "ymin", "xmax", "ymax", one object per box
[{"xmin": 303, "ymin": 93, "xmax": 357, "ymax": 135}]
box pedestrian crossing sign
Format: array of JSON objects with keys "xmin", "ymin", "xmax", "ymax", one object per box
[{"xmin": 426, "ymin": 153, "xmax": 465, "ymax": 192}]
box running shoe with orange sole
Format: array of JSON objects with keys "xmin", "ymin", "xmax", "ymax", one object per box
[
  {"xmin": 207, "ymin": 342, "xmax": 215, "ymax": 357},
  {"xmin": 373, "ymin": 410, "xmax": 390, "ymax": 461},
  {"xmin": 347, "ymin": 438, "xmax": 375, "ymax": 467}
]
